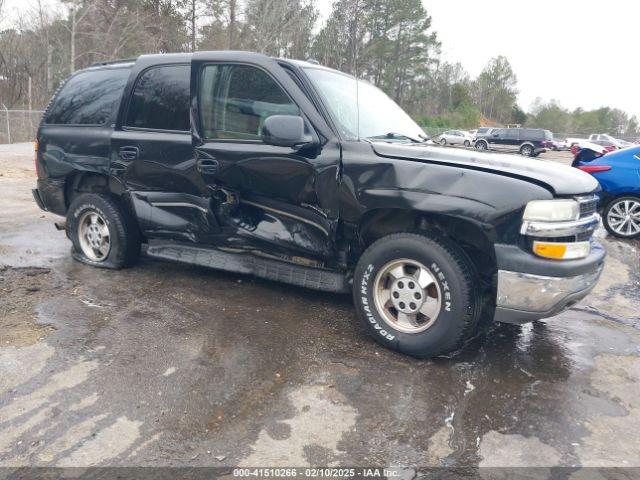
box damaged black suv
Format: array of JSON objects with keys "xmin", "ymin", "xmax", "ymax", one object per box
[{"xmin": 33, "ymin": 52, "xmax": 606, "ymax": 357}]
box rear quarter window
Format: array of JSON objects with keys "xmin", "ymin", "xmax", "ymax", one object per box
[
  {"xmin": 125, "ymin": 64, "xmax": 190, "ymax": 132},
  {"xmin": 523, "ymin": 129, "xmax": 544, "ymax": 140},
  {"xmin": 45, "ymin": 68, "xmax": 130, "ymax": 125}
]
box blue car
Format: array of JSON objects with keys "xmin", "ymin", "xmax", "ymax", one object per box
[{"xmin": 575, "ymin": 145, "xmax": 640, "ymax": 239}]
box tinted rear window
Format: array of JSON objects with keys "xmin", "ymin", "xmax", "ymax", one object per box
[
  {"xmin": 523, "ymin": 129, "xmax": 544, "ymax": 140},
  {"xmin": 125, "ymin": 65, "xmax": 190, "ymax": 132},
  {"xmin": 45, "ymin": 68, "xmax": 130, "ymax": 125}
]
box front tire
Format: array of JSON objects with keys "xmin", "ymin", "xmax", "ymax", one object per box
[
  {"xmin": 440, "ymin": 138, "xmax": 447, "ymax": 146},
  {"xmin": 353, "ymin": 233, "xmax": 480, "ymax": 358},
  {"xmin": 475, "ymin": 140, "xmax": 488, "ymax": 150},
  {"xmin": 67, "ymin": 193, "xmax": 141, "ymax": 269},
  {"xmin": 603, "ymin": 196, "xmax": 640, "ymax": 239}
]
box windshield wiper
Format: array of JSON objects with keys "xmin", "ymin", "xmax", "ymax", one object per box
[{"xmin": 366, "ymin": 132, "xmax": 428, "ymax": 143}]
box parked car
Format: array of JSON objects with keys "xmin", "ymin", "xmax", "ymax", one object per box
[
  {"xmin": 550, "ymin": 139, "xmax": 569, "ymax": 151},
  {"xmin": 573, "ymin": 145, "xmax": 640, "ymax": 239},
  {"xmin": 472, "ymin": 127, "xmax": 494, "ymax": 140},
  {"xmin": 32, "ymin": 52, "xmax": 605, "ymax": 358},
  {"xmin": 474, "ymin": 127, "xmax": 553, "ymax": 156},
  {"xmin": 588, "ymin": 134, "xmax": 625, "ymax": 150},
  {"xmin": 435, "ymin": 130, "xmax": 473, "ymax": 147}
]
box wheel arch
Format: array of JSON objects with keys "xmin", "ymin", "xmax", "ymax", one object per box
[
  {"xmin": 356, "ymin": 206, "xmax": 497, "ymax": 280},
  {"xmin": 64, "ymin": 171, "xmax": 128, "ymax": 210},
  {"xmin": 519, "ymin": 142, "xmax": 535, "ymax": 153}
]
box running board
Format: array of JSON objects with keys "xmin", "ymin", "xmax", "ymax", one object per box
[{"xmin": 146, "ymin": 241, "xmax": 350, "ymax": 293}]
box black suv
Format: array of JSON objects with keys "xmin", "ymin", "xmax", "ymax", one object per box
[
  {"xmin": 32, "ymin": 52, "xmax": 605, "ymax": 358},
  {"xmin": 474, "ymin": 128, "xmax": 553, "ymax": 156}
]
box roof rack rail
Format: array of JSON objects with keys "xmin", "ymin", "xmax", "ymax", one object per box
[{"xmin": 90, "ymin": 58, "xmax": 137, "ymax": 67}]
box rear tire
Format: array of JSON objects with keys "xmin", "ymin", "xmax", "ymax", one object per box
[
  {"xmin": 353, "ymin": 233, "xmax": 480, "ymax": 358},
  {"xmin": 603, "ymin": 196, "xmax": 640, "ymax": 239},
  {"xmin": 67, "ymin": 193, "xmax": 141, "ymax": 269},
  {"xmin": 464, "ymin": 140, "xmax": 470, "ymax": 147},
  {"xmin": 520, "ymin": 144, "xmax": 534, "ymax": 156}
]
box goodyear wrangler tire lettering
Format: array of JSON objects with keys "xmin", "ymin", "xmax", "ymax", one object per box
[{"xmin": 353, "ymin": 232, "xmax": 479, "ymax": 358}]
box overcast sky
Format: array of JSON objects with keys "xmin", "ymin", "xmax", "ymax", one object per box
[
  {"xmin": 3, "ymin": 0, "xmax": 638, "ymax": 117},
  {"xmin": 317, "ymin": 0, "xmax": 639, "ymax": 118}
]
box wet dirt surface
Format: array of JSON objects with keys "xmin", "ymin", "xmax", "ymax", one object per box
[{"xmin": 1, "ymin": 143, "xmax": 640, "ymax": 469}]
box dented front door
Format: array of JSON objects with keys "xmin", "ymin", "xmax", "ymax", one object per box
[{"xmin": 190, "ymin": 52, "xmax": 341, "ymax": 261}]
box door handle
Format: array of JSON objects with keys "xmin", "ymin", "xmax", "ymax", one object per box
[
  {"xmin": 197, "ymin": 158, "xmax": 219, "ymax": 174},
  {"xmin": 118, "ymin": 146, "xmax": 139, "ymax": 161}
]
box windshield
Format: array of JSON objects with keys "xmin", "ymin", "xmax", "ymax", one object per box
[{"xmin": 304, "ymin": 67, "xmax": 426, "ymax": 142}]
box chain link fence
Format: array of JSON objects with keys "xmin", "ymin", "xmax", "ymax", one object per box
[{"xmin": 0, "ymin": 109, "xmax": 44, "ymax": 144}]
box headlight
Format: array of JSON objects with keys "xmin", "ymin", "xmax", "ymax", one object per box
[{"xmin": 523, "ymin": 200, "xmax": 579, "ymax": 222}]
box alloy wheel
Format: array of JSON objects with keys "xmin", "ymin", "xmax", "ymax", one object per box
[
  {"xmin": 607, "ymin": 199, "xmax": 640, "ymax": 237},
  {"xmin": 78, "ymin": 211, "xmax": 111, "ymax": 261},
  {"xmin": 373, "ymin": 259, "xmax": 442, "ymax": 334}
]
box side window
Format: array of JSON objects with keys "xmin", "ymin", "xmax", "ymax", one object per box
[
  {"xmin": 199, "ymin": 64, "xmax": 299, "ymax": 140},
  {"xmin": 125, "ymin": 65, "xmax": 190, "ymax": 132},
  {"xmin": 494, "ymin": 129, "xmax": 506, "ymax": 137},
  {"xmin": 45, "ymin": 68, "xmax": 130, "ymax": 125},
  {"xmin": 529, "ymin": 130, "xmax": 544, "ymax": 140},
  {"xmin": 505, "ymin": 129, "xmax": 519, "ymax": 140}
]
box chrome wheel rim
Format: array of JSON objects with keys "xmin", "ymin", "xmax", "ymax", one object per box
[
  {"xmin": 476, "ymin": 142, "xmax": 486, "ymax": 150},
  {"xmin": 373, "ymin": 259, "xmax": 442, "ymax": 334},
  {"xmin": 440, "ymin": 139, "xmax": 446, "ymax": 145},
  {"xmin": 522, "ymin": 146, "xmax": 533, "ymax": 156},
  {"xmin": 607, "ymin": 199, "xmax": 640, "ymax": 237},
  {"xmin": 78, "ymin": 211, "xmax": 111, "ymax": 261}
]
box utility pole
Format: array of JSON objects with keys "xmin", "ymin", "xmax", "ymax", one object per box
[{"xmin": 70, "ymin": 5, "xmax": 76, "ymax": 73}]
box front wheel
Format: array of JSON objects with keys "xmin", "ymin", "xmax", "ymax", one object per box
[
  {"xmin": 475, "ymin": 141, "xmax": 488, "ymax": 150},
  {"xmin": 440, "ymin": 138, "xmax": 447, "ymax": 146},
  {"xmin": 603, "ymin": 196, "xmax": 640, "ymax": 239},
  {"xmin": 67, "ymin": 193, "xmax": 141, "ymax": 269},
  {"xmin": 353, "ymin": 233, "xmax": 480, "ymax": 358}
]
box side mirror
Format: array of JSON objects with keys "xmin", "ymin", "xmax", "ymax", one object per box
[
  {"xmin": 261, "ymin": 115, "xmax": 314, "ymax": 148},
  {"xmin": 492, "ymin": 132, "xmax": 499, "ymax": 137}
]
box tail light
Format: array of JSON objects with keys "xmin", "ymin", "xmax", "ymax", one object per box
[
  {"xmin": 34, "ymin": 141, "xmax": 43, "ymax": 178},
  {"xmin": 578, "ymin": 165, "xmax": 612, "ymax": 173}
]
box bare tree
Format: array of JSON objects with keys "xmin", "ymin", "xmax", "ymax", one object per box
[{"xmin": 62, "ymin": 0, "xmax": 96, "ymax": 73}]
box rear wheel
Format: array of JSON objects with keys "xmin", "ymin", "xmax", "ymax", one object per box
[
  {"xmin": 520, "ymin": 144, "xmax": 534, "ymax": 156},
  {"xmin": 603, "ymin": 196, "xmax": 640, "ymax": 239},
  {"xmin": 464, "ymin": 140, "xmax": 471, "ymax": 147},
  {"xmin": 67, "ymin": 193, "xmax": 140, "ymax": 269},
  {"xmin": 353, "ymin": 233, "xmax": 480, "ymax": 358}
]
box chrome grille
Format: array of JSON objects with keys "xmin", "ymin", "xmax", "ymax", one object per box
[{"xmin": 576, "ymin": 195, "xmax": 598, "ymax": 219}]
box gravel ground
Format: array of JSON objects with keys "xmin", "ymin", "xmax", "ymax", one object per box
[{"xmin": 1, "ymin": 142, "xmax": 639, "ymax": 472}]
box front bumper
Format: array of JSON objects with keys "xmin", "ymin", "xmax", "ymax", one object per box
[{"xmin": 493, "ymin": 242, "xmax": 606, "ymax": 324}]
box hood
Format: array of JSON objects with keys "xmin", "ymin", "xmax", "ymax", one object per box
[{"xmin": 371, "ymin": 143, "xmax": 599, "ymax": 196}]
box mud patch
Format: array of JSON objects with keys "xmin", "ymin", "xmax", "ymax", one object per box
[{"xmin": 0, "ymin": 266, "xmax": 62, "ymax": 347}]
